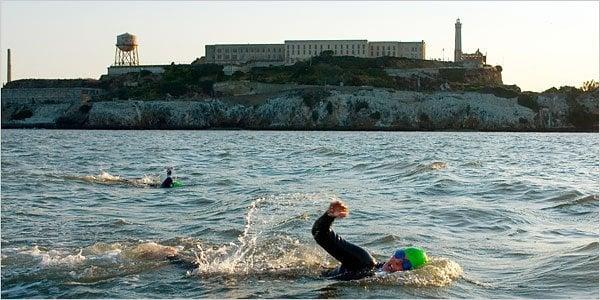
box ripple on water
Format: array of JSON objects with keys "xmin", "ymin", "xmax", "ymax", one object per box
[
  {"xmin": 501, "ymin": 241, "xmax": 600, "ymax": 298},
  {"xmin": 308, "ymin": 146, "xmax": 346, "ymax": 157},
  {"xmin": 362, "ymin": 234, "xmax": 402, "ymax": 246},
  {"xmin": 542, "ymin": 194, "xmax": 599, "ymax": 214}
]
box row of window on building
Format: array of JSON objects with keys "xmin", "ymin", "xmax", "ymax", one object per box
[
  {"xmin": 285, "ymin": 44, "xmax": 417, "ymax": 52},
  {"xmin": 287, "ymin": 44, "xmax": 367, "ymax": 50},
  {"xmin": 216, "ymin": 47, "xmax": 283, "ymax": 53},
  {"xmin": 287, "ymin": 49, "xmax": 417, "ymax": 56},
  {"xmin": 291, "ymin": 49, "xmax": 366, "ymax": 56},
  {"xmin": 216, "ymin": 54, "xmax": 285, "ymax": 60}
]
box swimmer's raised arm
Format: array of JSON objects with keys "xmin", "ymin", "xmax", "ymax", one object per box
[{"xmin": 312, "ymin": 200, "xmax": 376, "ymax": 278}]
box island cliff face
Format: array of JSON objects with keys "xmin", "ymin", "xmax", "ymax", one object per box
[
  {"xmin": 2, "ymin": 82, "xmax": 597, "ymax": 131},
  {"xmin": 2, "ymin": 57, "xmax": 597, "ymax": 131}
]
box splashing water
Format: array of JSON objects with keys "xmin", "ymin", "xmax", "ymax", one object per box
[
  {"xmin": 18, "ymin": 246, "xmax": 87, "ymax": 268},
  {"xmin": 185, "ymin": 193, "xmax": 462, "ymax": 286},
  {"xmin": 188, "ymin": 193, "xmax": 329, "ymax": 278},
  {"xmin": 64, "ymin": 171, "xmax": 162, "ymax": 187},
  {"xmin": 367, "ymin": 257, "xmax": 463, "ymax": 287},
  {"xmin": 428, "ymin": 162, "xmax": 448, "ymax": 170},
  {"xmin": 82, "ymin": 170, "xmax": 122, "ymax": 183}
]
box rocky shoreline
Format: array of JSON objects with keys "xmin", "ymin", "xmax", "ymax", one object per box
[{"xmin": 2, "ymin": 84, "xmax": 597, "ymax": 132}]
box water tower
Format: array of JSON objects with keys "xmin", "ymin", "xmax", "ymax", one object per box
[{"xmin": 114, "ymin": 33, "xmax": 139, "ymax": 66}]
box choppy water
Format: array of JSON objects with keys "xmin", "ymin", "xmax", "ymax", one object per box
[{"xmin": 1, "ymin": 130, "xmax": 598, "ymax": 298}]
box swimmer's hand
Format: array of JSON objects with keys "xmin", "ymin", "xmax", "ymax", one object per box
[{"xmin": 327, "ymin": 200, "xmax": 349, "ymax": 218}]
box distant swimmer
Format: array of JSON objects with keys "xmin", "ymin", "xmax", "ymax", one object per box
[
  {"xmin": 160, "ymin": 168, "xmax": 174, "ymax": 188},
  {"xmin": 312, "ymin": 200, "xmax": 428, "ymax": 280}
]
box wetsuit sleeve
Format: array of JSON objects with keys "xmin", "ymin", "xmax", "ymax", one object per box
[
  {"xmin": 311, "ymin": 212, "xmax": 376, "ymax": 271},
  {"xmin": 168, "ymin": 255, "xmax": 199, "ymax": 270},
  {"xmin": 161, "ymin": 177, "xmax": 173, "ymax": 188}
]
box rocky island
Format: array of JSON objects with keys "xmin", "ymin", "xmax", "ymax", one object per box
[{"xmin": 2, "ymin": 55, "xmax": 598, "ymax": 131}]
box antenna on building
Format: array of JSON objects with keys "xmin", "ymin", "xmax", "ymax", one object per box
[{"xmin": 114, "ymin": 33, "xmax": 139, "ymax": 66}]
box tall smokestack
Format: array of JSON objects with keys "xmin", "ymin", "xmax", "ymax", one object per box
[
  {"xmin": 7, "ymin": 49, "xmax": 11, "ymax": 83},
  {"xmin": 454, "ymin": 18, "xmax": 462, "ymax": 62}
]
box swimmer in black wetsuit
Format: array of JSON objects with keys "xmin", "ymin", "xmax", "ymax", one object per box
[
  {"xmin": 160, "ymin": 168, "xmax": 174, "ymax": 188},
  {"xmin": 312, "ymin": 200, "xmax": 429, "ymax": 280}
]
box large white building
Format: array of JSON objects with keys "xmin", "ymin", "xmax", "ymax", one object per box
[
  {"xmin": 368, "ymin": 41, "xmax": 425, "ymax": 60},
  {"xmin": 204, "ymin": 39, "xmax": 426, "ymax": 66},
  {"xmin": 284, "ymin": 40, "xmax": 369, "ymax": 64},
  {"xmin": 205, "ymin": 44, "xmax": 285, "ymax": 65}
]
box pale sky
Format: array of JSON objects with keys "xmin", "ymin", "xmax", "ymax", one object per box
[{"xmin": 1, "ymin": 1, "xmax": 598, "ymax": 92}]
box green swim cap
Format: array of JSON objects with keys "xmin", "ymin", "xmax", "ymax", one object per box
[{"xmin": 393, "ymin": 246, "xmax": 428, "ymax": 270}]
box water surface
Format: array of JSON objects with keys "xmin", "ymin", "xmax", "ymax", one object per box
[{"xmin": 1, "ymin": 130, "xmax": 598, "ymax": 298}]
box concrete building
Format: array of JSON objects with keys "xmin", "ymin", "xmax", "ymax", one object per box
[
  {"xmin": 454, "ymin": 18, "xmax": 486, "ymax": 67},
  {"xmin": 368, "ymin": 41, "xmax": 425, "ymax": 59},
  {"xmin": 205, "ymin": 44, "xmax": 285, "ymax": 65},
  {"xmin": 107, "ymin": 65, "xmax": 166, "ymax": 76},
  {"xmin": 460, "ymin": 49, "xmax": 487, "ymax": 67},
  {"xmin": 284, "ymin": 40, "xmax": 369, "ymax": 64},
  {"xmin": 204, "ymin": 39, "xmax": 427, "ymax": 66}
]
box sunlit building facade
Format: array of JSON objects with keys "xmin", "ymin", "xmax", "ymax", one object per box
[{"xmin": 204, "ymin": 38, "xmax": 426, "ymax": 66}]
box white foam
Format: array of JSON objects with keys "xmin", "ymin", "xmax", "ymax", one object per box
[
  {"xmin": 36, "ymin": 249, "xmax": 86, "ymax": 268},
  {"xmin": 73, "ymin": 170, "xmax": 161, "ymax": 187},
  {"xmin": 429, "ymin": 161, "xmax": 448, "ymax": 170},
  {"xmin": 129, "ymin": 174, "xmax": 161, "ymax": 187},
  {"xmin": 367, "ymin": 257, "xmax": 463, "ymax": 286}
]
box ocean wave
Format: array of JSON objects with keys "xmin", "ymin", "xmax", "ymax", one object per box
[
  {"xmin": 573, "ymin": 241, "xmax": 599, "ymax": 252},
  {"xmin": 488, "ymin": 238, "xmax": 599, "ymax": 298},
  {"xmin": 308, "ymin": 146, "xmax": 347, "ymax": 157},
  {"xmin": 541, "ymin": 194, "xmax": 598, "ymax": 217},
  {"xmin": 544, "ymin": 194, "xmax": 598, "ymax": 209},
  {"xmin": 541, "ymin": 190, "xmax": 584, "ymax": 202},
  {"xmin": 216, "ymin": 151, "xmax": 231, "ymax": 158},
  {"xmin": 403, "ymin": 161, "xmax": 448, "ymax": 177},
  {"xmin": 430, "ymin": 205, "xmax": 531, "ymax": 231},
  {"xmin": 362, "ymin": 234, "xmax": 401, "ymax": 246},
  {"xmin": 461, "ymin": 161, "xmax": 483, "ymax": 168},
  {"xmin": 350, "ymin": 162, "xmax": 370, "ymax": 170}
]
